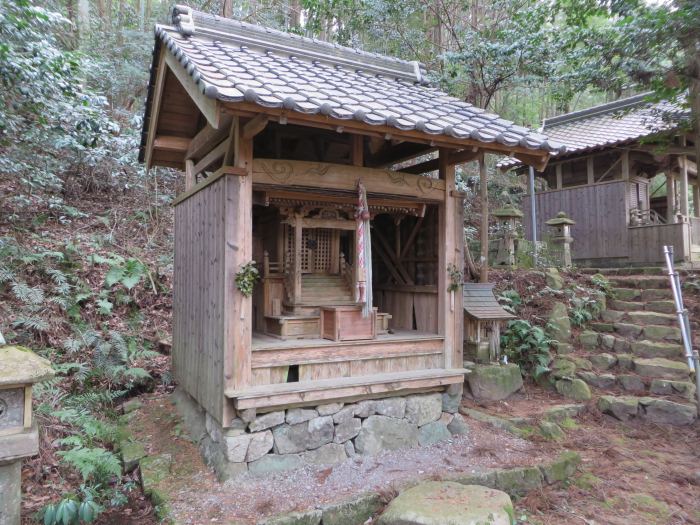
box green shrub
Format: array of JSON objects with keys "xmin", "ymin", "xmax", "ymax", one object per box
[{"xmin": 501, "ymin": 319, "xmax": 552, "ymax": 380}]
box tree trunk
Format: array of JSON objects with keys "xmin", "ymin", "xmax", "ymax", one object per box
[{"xmin": 222, "ymin": 0, "xmax": 233, "ymax": 18}]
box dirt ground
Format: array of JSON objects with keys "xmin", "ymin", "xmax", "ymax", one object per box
[{"xmin": 126, "ymin": 383, "xmax": 700, "ymax": 525}]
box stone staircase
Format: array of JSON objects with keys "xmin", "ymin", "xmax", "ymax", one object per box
[{"xmin": 558, "ymin": 271, "xmax": 698, "ymax": 426}]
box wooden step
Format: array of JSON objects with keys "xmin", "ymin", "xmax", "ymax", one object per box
[
  {"xmin": 226, "ymin": 368, "xmax": 468, "ymax": 410},
  {"xmin": 265, "ymin": 314, "xmax": 320, "ymax": 340}
]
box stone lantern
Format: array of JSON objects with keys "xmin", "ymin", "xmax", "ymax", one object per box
[
  {"xmin": 0, "ymin": 345, "xmax": 54, "ymax": 525},
  {"xmin": 545, "ymin": 211, "xmax": 576, "ymax": 268},
  {"xmin": 492, "ymin": 206, "xmax": 523, "ymax": 267}
]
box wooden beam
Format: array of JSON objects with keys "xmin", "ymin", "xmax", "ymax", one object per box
[
  {"xmin": 243, "ymin": 114, "xmax": 269, "ymax": 140},
  {"xmin": 186, "ymin": 121, "xmax": 232, "ymax": 160},
  {"xmin": 401, "ymin": 158, "xmax": 438, "ymax": 174},
  {"xmin": 400, "ymin": 216, "xmax": 424, "ymax": 260},
  {"xmin": 449, "ymin": 148, "xmax": 480, "ymax": 165},
  {"xmin": 172, "ymin": 165, "xmax": 247, "ymax": 207},
  {"xmin": 372, "ymin": 227, "xmax": 414, "ymax": 285},
  {"xmin": 372, "ymin": 238, "xmax": 408, "ymax": 285},
  {"xmin": 184, "ymin": 159, "xmax": 195, "ymax": 190},
  {"xmin": 629, "ymin": 144, "xmax": 697, "ymax": 156},
  {"xmin": 478, "ymin": 153, "xmax": 489, "ymax": 283},
  {"xmin": 144, "ymin": 52, "xmax": 167, "ymax": 170},
  {"xmin": 164, "ymin": 50, "xmax": 222, "ymax": 130},
  {"xmin": 252, "ymin": 159, "xmax": 446, "ymax": 201},
  {"xmin": 512, "ymin": 151, "xmax": 549, "ymax": 172},
  {"xmin": 192, "ymin": 140, "xmax": 228, "ymax": 177},
  {"xmin": 153, "ymin": 135, "xmax": 191, "ymax": 153},
  {"xmin": 223, "ymin": 117, "xmax": 239, "ymax": 166},
  {"xmin": 366, "ymin": 142, "xmax": 434, "ymax": 167}
]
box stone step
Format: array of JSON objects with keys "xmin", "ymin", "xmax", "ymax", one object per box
[
  {"xmin": 582, "ymin": 267, "xmax": 662, "ymax": 276},
  {"xmin": 597, "ymin": 395, "xmax": 697, "ymax": 425},
  {"xmin": 612, "ymin": 287, "xmax": 642, "ymax": 301},
  {"xmin": 609, "ymin": 275, "xmax": 668, "ymax": 289},
  {"xmin": 640, "ymin": 288, "xmax": 673, "ymax": 301},
  {"xmin": 626, "ymin": 311, "xmax": 676, "ymax": 327},
  {"xmin": 575, "ymin": 367, "xmax": 697, "ymax": 401},
  {"xmin": 612, "ymin": 322, "xmax": 682, "ymax": 342},
  {"xmin": 630, "ymin": 340, "xmax": 685, "ymax": 360},
  {"xmin": 646, "ymin": 300, "xmax": 676, "ymax": 314},
  {"xmin": 609, "ymin": 299, "xmax": 645, "ymax": 312},
  {"xmin": 633, "ymin": 357, "xmax": 691, "ymax": 380}
]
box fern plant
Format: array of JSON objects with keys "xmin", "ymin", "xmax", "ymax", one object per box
[{"xmin": 501, "ymin": 319, "xmax": 552, "ymax": 380}]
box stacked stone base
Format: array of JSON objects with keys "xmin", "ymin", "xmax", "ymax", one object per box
[{"xmin": 174, "ymin": 385, "xmax": 466, "ymax": 480}]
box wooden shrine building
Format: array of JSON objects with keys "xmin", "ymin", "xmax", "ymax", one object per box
[
  {"xmin": 139, "ymin": 6, "xmax": 558, "ymax": 474},
  {"xmin": 501, "ymin": 93, "xmax": 700, "ymax": 267}
]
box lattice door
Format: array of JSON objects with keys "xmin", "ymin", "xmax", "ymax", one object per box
[{"xmin": 299, "ymin": 229, "xmax": 332, "ymax": 273}]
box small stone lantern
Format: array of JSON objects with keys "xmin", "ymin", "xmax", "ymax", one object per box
[
  {"xmin": 545, "ymin": 211, "xmax": 576, "ymax": 268},
  {"xmin": 0, "ymin": 345, "xmax": 54, "ymax": 525},
  {"xmin": 492, "ymin": 206, "xmax": 523, "ymax": 267}
]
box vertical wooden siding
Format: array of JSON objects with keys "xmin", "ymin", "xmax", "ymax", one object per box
[
  {"xmin": 173, "ymin": 177, "xmax": 226, "ymax": 423},
  {"xmin": 628, "ymin": 222, "xmax": 690, "ymax": 263},
  {"xmin": 522, "ymin": 181, "xmax": 629, "ymax": 260}
]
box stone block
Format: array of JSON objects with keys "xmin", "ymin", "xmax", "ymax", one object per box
[
  {"xmin": 551, "ymin": 357, "xmax": 576, "ymax": 379},
  {"xmin": 641, "ymin": 288, "xmax": 672, "ymax": 301},
  {"xmin": 307, "ymin": 416, "xmax": 334, "ymax": 449},
  {"xmin": 547, "ymin": 302, "xmax": 571, "ymax": 342},
  {"xmin": 447, "ymin": 413, "xmax": 470, "ymax": 436},
  {"xmin": 302, "ymin": 443, "xmax": 347, "ymax": 466},
  {"xmin": 634, "ymin": 357, "xmax": 690, "ymax": 380},
  {"xmin": 579, "ymin": 330, "xmax": 599, "ymax": 349},
  {"xmin": 618, "ymin": 374, "xmax": 645, "ymax": 393},
  {"xmin": 224, "ymin": 433, "xmax": 252, "ymax": 462},
  {"xmin": 239, "ymin": 408, "xmax": 257, "ymax": 424},
  {"xmin": 354, "ymin": 400, "xmax": 377, "ymax": 418},
  {"xmin": 597, "ymin": 395, "xmax": 639, "ymax": 421},
  {"xmin": 543, "ymin": 404, "xmax": 586, "ymax": 421},
  {"xmin": 225, "ymin": 418, "xmax": 247, "ymax": 437},
  {"xmin": 590, "ymin": 353, "xmax": 616, "ymax": 370},
  {"xmin": 332, "ymin": 405, "xmax": 356, "ymax": 424},
  {"xmin": 466, "ymin": 363, "xmax": 523, "ymax": 401},
  {"xmin": 616, "ymin": 354, "xmax": 633, "ymax": 370},
  {"xmin": 600, "ymin": 334, "xmax": 616, "ymax": 349},
  {"xmin": 614, "ymin": 322, "xmax": 643, "ymax": 338},
  {"xmin": 639, "ymin": 398, "xmax": 697, "ymax": 426},
  {"xmin": 377, "ymin": 482, "xmax": 513, "ymax": 525},
  {"xmin": 612, "ymin": 288, "xmax": 641, "ymax": 301},
  {"xmin": 555, "ymin": 378, "xmax": 591, "ymax": 401},
  {"xmin": 545, "ymin": 267, "xmax": 563, "ymax": 290},
  {"xmin": 322, "ymin": 493, "xmax": 382, "ymax": 525},
  {"xmin": 577, "ymin": 371, "xmax": 616, "ymax": 390},
  {"xmin": 333, "ymin": 417, "xmax": 361, "ymax": 443},
  {"xmin": 643, "ymin": 325, "xmax": 681, "ymax": 343},
  {"xmin": 170, "ymin": 388, "xmax": 207, "ymax": 443},
  {"xmin": 646, "ymin": 300, "xmax": 675, "ymax": 314},
  {"xmin": 286, "ymin": 408, "xmax": 318, "ymax": 425},
  {"xmin": 628, "ymin": 311, "xmax": 675, "ymax": 326},
  {"xmin": 249, "ymin": 411, "xmax": 285, "ymax": 432},
  {"xmin": 405, "ymin": 393, "xmax": 443, "ymax": 426},
  {"xmin": 442, "ymin": 383, "xmax": 463, "ymax": 413},
  {"xmin": 249, "ymin": 454, "xmax": 302, "ymax": 475},
  {"xmin": 258, "ymin": 509, "xmax": 322, "ymax": 525},
  {"xmin": 613, "ymin": 338, "xmax": 631, "ymax": 353},
  {"xmin": 120, "ymin": 440, "xmax": 146, "ymax": 473},
  {"xmin": 553, "ymin": 341, "xmax": 574, "ymax": 354},
  {"xmin": 418, "ymin": 421, "xmax": 452, "ymax": 446},
  {"xmin": 354, "ymin": 416, "xmax": 419, "ymax": 455},
  {"xmin": 631, "ymin": 340, "xmax": 684, "ymax": 359},
  {"xmin": 445, "ymin": 469, "xmax": 497, "ymax": 488},
  {"xmin": 140, "ymin": 454, "xmax": 172, "ymax": 505},
  {"xmin": 0, "ymin": 462, "xmax": 21, "ymax": 525},
  {"xmin": 344, "ymin": 440, "xmax": 356, "ymax": 457},
  {"xmin": 539, "ymin": 451, "xmax": 581, "ymax": 484},
  {"xmin": 317, "ymin": 403, "xmax": 344, "ymax": 416},
  {"xmin": 650, "ymin": 379, "xmax": 696, "ymax": 400},
  {"xmin": 538, "ymin": 421, "xmax": 565, "ymax": 440},
  {"xmin": 495, "ymin": 466, "xmax": 543, "ymax": 495},
  {"xmin": 246, "ymin": 431, "xmax": 274, "ymax": 462},
  {"xmin": 374, "ymin": 397, "xmax": 406, "ymax": 418}
]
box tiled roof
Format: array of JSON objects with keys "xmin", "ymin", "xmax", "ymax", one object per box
[
  {"xmin": 498, "ymin": 93, "xmax": 688, "ymax": 169},
  {"xmin": 146, "ymin": 6, "xmax": 564, "ymax": 154}
]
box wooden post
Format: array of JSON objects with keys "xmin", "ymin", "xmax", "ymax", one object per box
[
  {"xmin": 438, "ymin": 148, "xmax": 456, "ymax": 367},
  {"xmin": 666, "ymin": 173, "xmax": 676, "ymax": 223},
  {"xmin": 479, "ymin": 154, "xmax": 489, "ymax": 283},
  {"xmin": 693, "ymin": 183, "xmax": 700, "ymax": 218},
  {"xmin": 351, "ymin": 134, "xmax": 363, "ymax": 167},
  {"xmin": 620, "ymin": 151, "xmax": 630, "ymax": 181},
  {"xmin": 184, "ymin": 159, "xmax": 195, "ymax": 190},
  {"xmin": 223, "ymin": 122, "xmax": 253, "ymax": 410},
  {"xmin": 293, "ymin": 214, "xmax": 303, "ymax": 303},
  {"xmin": 555, "ymin": 164, "xmax": 562, "ymax": 189},
  {"xmin": 587, "ymin": 156, "xmax": 594, "ymax": 185},
  {"xmin": 679, "ymin": 141, "xmax": 689, "ymax": 218}
]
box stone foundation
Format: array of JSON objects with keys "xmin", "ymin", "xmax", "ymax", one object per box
[{"xmin": 173, "ymin": 385, "xmax": 465, "ymax": 480}]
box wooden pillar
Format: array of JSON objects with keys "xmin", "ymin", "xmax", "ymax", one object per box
[
  {"xmin": 666, "ymin": 173, "xmax": 676, "ymax": 223},
  {"xmin": 453, "ymin": 191, "xmax": 465, "ymax": 369},
  {"xmin": 555, "ymin": 164, "xmax": 562, "ymax": 189},
  {"xmin": 293, "ymin": 214, "xmax": 303, "ymax": 303},
  {"xmin": 693, "ymin": 183, "xmax": 700, "ymax": 218},
  {"xmin": 679, "ymin": 143, "xmax": 689, "ymax": 217},
  {"xmin": 438, "ymin": 148, "xmax": 456, "ymax": 367},
  {"xmin": 586, "ymin": 156, "xmax": 594, "ymax": 185},
  {"xmin": 479, "ymin": 154, "xmax": 489, "ymax": 283},
  {"xmin": 621, "ymin": 150, "xmax": 630, "ymax": 181},
  {"xmin": 351, "ymin": 134, "xmax": 363, "ymax": 167},
  {"xmin": 184, "ymin": 159, "xmax": 195, "ymax": 190},
  {"xmin": 223, "ymin": 121, "xmax": 252, "ymax": 404}
]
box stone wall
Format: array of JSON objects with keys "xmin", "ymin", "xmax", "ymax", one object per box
[{"xmin": 174, "ymin": 386, "xmax": 466, "ymax": 480}]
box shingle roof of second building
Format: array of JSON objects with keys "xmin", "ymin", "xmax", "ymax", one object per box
[
  {"xmin": 499, "ymin": 93, "xmax": 688, "ymax": 169},
  {"xmin": 150, "ymin": 6, "xmax": 564, "ymax": 154}
]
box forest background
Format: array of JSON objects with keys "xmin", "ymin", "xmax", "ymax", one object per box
[{"xmin": 0, "ymin": 0, "xmax": 699, "ymax": 522}]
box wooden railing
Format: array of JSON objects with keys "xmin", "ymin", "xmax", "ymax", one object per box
[
  {"xmin": 629, "ymin": 208, "xmax": 666, "ymax": 226},
  {"xmin": 262, "ymin": 251, "xmax": 284, "ymax": 277}
]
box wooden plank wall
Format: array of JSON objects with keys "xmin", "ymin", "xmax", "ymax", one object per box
[
  {"xmin": 628, "ymin": 223, "xmax": 690, "ymax": 263},
  {"xmin": 522, "ymin": 181, "xmax": 629, "ymax": 260},
  {"xmin": 173, "ymin": 176, "xmax": 226, "ymax": 422}
]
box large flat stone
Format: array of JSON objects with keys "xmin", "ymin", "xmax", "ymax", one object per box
[
  {"xmin": 634, "ymin": 357, "xmax": 690, "ymax": 380},
  {"xmin": 248, "ymin": 453, "xmax": 302, "ymax": 475},
  {"xmin": 249, "ymin": 411, "xmax": 285, "ymax": 432},
  {"xmin": 286, "ymin": 408, "xmax": 318, "ymax": 425},
  {"xmin": 631, "ymin": 340, "xmax": 684, "ymax": 359},
  {"xmin": 377, "ymin": 482, "xmax": 513, "ymax": 525},
  {"xmin": 495, "ymin": 466, "xmax": 544, "ymax": 495},
  {"xmin": 597, "ymin": 395, "xmax": 639, "ymax": 421},
  {"xmin": 628, "ymin": 311, "xmax": 675, "ymax": 326},
  {"xmin": 354, "ymin": 415, "xmax": 419, "ymax": 455},
  {"xmin": 321, "ymin": 493, "xmax": 382, "ymax": 525},
  {"xmin": 258, "ymin": 509, "xmax": 322, "ymax": 525},
  {"xmin": 333, "ymin": 418, "xmax": 361, "ymax": 443},
  {"xmin": 555, "ymin": 378, "xmax": 591, "ymax": 401},
  {"xmin": 639, "ymin": 398, "xmax": 697, "ymax": 426},
  {"xmin": 246, "ymin": 431, "xmax": 274, "ymax": 462},
  {"xmin": 301, "ymin": 443, "xmax": 347, "ymax": 466},
  {"xmin": 405, "ymin": 393, "xmax": 442, "ymax": 426},
  {"xmin": 650, "ymin": 379, "xmax": 696, "ymax": 400},
  {"xmin": 611, "ymin": 288, "xmax": 641, "ymax": 301},
  {"xmin": 466, "ymin": 363, "xmax": 523, "ymax": 401},
  {"xmin": 643, "ymin": 324, "xmax": 682, "ymax": 343},
  {"xmin": 614, "ymin": 322, "xmax": 643, "ymax": 337},
  {"xmin": 577, "ymin": 371, "xmax": 616, "ymax": 390},
  {"xmin": 374, "ymin": 397, "xmax": 407, "ymax": 418},
  {"xmin": 418, "ymin": 421, "xmax": 452, "ymax": 446},
  {"xmin": 590, "ymin": 353, "xmax": 616, "ymax": 370}
]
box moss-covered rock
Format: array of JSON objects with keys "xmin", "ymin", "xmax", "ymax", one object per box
[
  {"xmin": 139, "ymin": 454, "xmax": 172, "ymax": 506},
  {"xmin": 495, "ymin": 466, "xmax": 543, "ymax": 495},
  {"xmin": 538, "ymin": 421, "xmax": 565, "ymax": 441},
  {"xmin": 466, "ymin": 363, "xmax": 523, "ymax": 401},
  {"xmin": 547, "ymin": 302, "xmax": 571, "ymax": 342},
  {"xmin": 555, "ymin": 378, "xmax": 592, "ymax": 401},
  {"xmin": 597, "ymin": 395, "xmax": 639, "ymax": 421},
  {"xmin": 120, "ymin": 440, "xmax": 146, "ymax": 473},
  {"xmin": 0, "ymin": 345, "xmax": 55, "ymax": 386},
  {"xmin": 258, "ymin": 509, "xmax": 322, "ymax": 525},
  {"xmin": 321, "ymin": 492, "xmax": 382, "ymax": 525},
  {"xmin": 378, "ymin": 482, "xmax": 514, "ymax": 525},
  {"xmin": 539, "ymin": 451, "xmax": 581, "ymax": 484}
]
